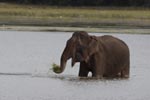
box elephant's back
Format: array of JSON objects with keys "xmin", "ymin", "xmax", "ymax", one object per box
[
  {"xmin": 100, "ymin": 35, "xmax": 129, "ymax": 50},
  {"xmin": 99, "ymin": 35, "xmax": 129, "ymax": 64}
]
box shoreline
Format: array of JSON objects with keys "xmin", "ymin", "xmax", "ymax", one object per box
[{"xmin": 0, "ymin": 25, "xmax": 150, "ymax": 34}]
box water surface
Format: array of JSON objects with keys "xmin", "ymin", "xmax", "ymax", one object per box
[{"xmin": 0, "ymin": 31, "xmax": 150, "ymax": 100}]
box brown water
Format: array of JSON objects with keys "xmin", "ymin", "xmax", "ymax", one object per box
[{"xmin": 0, "ymin": 31, "xmax": 150, "ymax": 100}]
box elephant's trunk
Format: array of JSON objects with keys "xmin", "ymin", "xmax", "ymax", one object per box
[
  {"xmin": 55, "ymin": 40, "xmax": 73, "ymax": 74},
  {"xmin": 54, "ymin": 52, "xmax": 68, "ymax": 74},
  {"xmin": 59, "ymin": 54, "xmax": 67, "ymax": 73},
  {"xmin": 59, "ymin": 52, "xmax": 76, "ymax": 73}
]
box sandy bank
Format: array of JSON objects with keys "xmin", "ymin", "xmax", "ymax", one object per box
[{"xmin": 0, "ymin": 25, "xmax": 150, "ymax": 34}]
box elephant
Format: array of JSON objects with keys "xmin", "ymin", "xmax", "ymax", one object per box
[{"xmin": 54, "ymin": 31, "xmax": 130, "ymax": 78}]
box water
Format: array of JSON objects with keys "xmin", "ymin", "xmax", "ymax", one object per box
[{"xmin": 0, "ymin": 31, "xmax": 150, "ymax": 100}]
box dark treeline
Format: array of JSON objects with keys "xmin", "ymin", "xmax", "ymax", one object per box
[{"xmin": 2, "ymin": 0, "xmax": 150, "ymax": 7}]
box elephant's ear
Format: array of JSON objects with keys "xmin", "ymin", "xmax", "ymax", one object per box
[
  {"xmin": 88, "ymin": 36, "xmax": 99, "ymax": 54},
  {"xmin": 83, "ymin": 36, "xmax": 99, "ymax": 62}
]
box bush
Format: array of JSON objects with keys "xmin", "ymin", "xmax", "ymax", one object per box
[{"xmin": 2, "ymin": 0, "xmax": 150, "ymax": 7}]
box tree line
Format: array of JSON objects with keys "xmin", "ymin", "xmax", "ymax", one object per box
[{"xmin": 2, "ymin": 0, "xmax": 150, "ymax": 7}]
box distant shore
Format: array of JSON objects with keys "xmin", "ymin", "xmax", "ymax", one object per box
[{"xmin": 0, "ymin": 3, "xmax": 150, "ymax": 34}]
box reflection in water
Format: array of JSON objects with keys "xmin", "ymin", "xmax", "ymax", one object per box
[
  {"xmin": 47, "ymin": 73, "xmax": 130, "ymax": 84},
  {"xmin": 0, "ymin": 71, "xmax": 129, "ymax": 83}
]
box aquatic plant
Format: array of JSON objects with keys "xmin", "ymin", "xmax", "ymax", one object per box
[{"xmin": 52, "ymin": 63, "xmax": 61, "ymax": 73}]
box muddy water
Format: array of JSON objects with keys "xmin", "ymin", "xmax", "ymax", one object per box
[{"xmin": 0, "ymin": 31, "xmax": 150, "ymax": 100}]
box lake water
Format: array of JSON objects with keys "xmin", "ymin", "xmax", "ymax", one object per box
[{"xmin": 0, "ymin": 31, "xmax": 150, "ymax": 100}]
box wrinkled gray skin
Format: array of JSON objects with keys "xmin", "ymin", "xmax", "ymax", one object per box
[{"xmin": 55, "ymin": 31, "xmax": 130, "ymax": 78}]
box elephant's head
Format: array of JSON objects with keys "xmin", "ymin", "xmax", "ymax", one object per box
[{"xmin": 55, "ymin": 31, "xmax": 99, "ymax": 73}]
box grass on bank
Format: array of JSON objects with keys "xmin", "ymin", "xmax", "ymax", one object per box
[{"xmin": 0, "ymin": 3, "xmax": 150, "ymax": 27}]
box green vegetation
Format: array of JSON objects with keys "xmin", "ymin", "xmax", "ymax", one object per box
[
  {"xmin": 52, "ymin": 63, "xmax": 61, "ymax": 73},
  {"xmin": 0, "ymin": 3, "xmax": 150, "ymax": 28}
]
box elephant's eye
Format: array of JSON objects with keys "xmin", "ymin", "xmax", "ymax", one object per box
[{"xmin": 77, "ymin": 46, "xmax": 87, "ymax": 56}]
